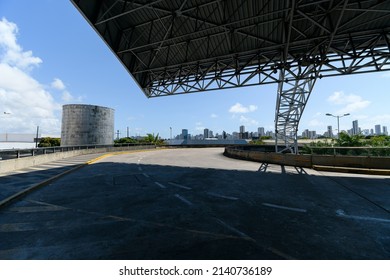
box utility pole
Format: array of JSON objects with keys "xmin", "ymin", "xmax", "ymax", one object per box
[{"xmin": 127, "ymin": 127, "xmax": 129, "ymax": 138}]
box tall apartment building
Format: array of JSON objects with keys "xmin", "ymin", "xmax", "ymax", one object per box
[
  {"xmin": 182, "ymin": 129, "xmax": 189, "ymax": 140},
  {"xmin": 383, "ymin": 126, "xmax": 388, "ymax": 136},
  {"xmin": 258, "ymin": 127, "xmax": 265, "ymax": 137},
  {"xmin": 302, "ymin": 129, "xmax": 316, "ymax": 139},
  {"xmin": 375, "ymin": 124, "xmax": 381, "ymax": 135},
  {"xmin": 326, "ymin": 125, "xmax": 333, "ymax": 138},
  {"xmin": 203, "ymin": 128, "xmax": 209, "ymax": 139},
  {"xmin": 352, "ymin": 120, "xmax": 359, "ymax": 135}
]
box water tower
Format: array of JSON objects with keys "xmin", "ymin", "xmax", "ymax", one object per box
[{"xmin": 61, "ymin": 104, "xmax": 114, "ymax": 146}]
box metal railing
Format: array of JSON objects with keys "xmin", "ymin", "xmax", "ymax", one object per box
[{"xmin": 0, "ymin": 143, "xmax": 156, "ymax": 161}]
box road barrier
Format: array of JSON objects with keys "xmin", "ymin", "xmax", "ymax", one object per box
[
  {"xmin": 224, "ymin": 146, "xmax": 390, "ymax": 171},
  {"xmin": 0, "ymin": 144, "xmax": 156, "ymax": 174}
]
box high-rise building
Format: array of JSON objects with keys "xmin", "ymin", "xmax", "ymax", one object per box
[
  {"xmin": 302, "ymin": 129, "xmax": 316, "ymax": 139},
  {"xmin": 182, "ymin": 129, "xmax": 188, "ymax": 140},
  {"xmin": 327, "ymin": 125, "xmax": 333, "ymax": 138},
  {"xmin": 352, "ymin": 120, "xmax": 359, "ymax": 135},
  {"xmin": 203, "ymin": 128, "xmax": 209, "ymax": 139},
  {"xmin": 239, "ymin": 125, "xmax": 247, "ymax": 139},
  {"xmin": 258, "ymin": 127, "xmax": 265, "ymax": 137},
  {"xmin": 222, "ymin": 131, "xmax": 227, "ymax": 139},
  {"xmin": 375, "ymin": 124, "xmax": 381, "ymax": 135},
  {"xmin": 383, "ymin": 126, "xmax": 388, "ymax": 136}
]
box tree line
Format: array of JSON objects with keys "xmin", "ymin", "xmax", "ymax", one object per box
[{"xmin": 301, "ymin": 132, "xmax": 390, "ymax": 156}]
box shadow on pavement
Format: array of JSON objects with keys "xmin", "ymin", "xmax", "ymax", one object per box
[{"xmin": 0, "ymin": 161, "xmax": 389, "ymax": 260}]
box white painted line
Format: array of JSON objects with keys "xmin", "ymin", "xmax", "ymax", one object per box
[
  {"xmin": 207, "ymin": 192, "xmax": 239, "ymax": 201},
  {"xmin": 8, "ymin": 206, "xmax": 67, "ymax": 213},
  {"xmin": 0, "ymin": 223, "xmax": 38, "ymax": 232},
  {"xmin": 215, "ymin": 218, "xmax": 252, "ymax": 240},
  {"xmin": 174, "ymin": 194, "xmax": 193, "ymax": 206},
  {"xmin": 336, "ymin": 209, "xmax": 390, "ymax": 223},
  {"xmin": 168, "ymin": 182, "xmax": 192, "ymax": 190},
  {"xmin": 143, "ymin": 173, "xmax": 150, "ymax": 178},
  {"xmin": 262, "ymin": 203, "xmax": 307, "ymax": 213},
  {"xmin": 155, "ymin": 182, "xmax": 166, "ymax": 189}
]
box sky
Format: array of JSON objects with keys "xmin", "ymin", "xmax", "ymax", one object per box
[{"xmin": 0, "ymin": 1, "xmax": 389, "ymax": 139}]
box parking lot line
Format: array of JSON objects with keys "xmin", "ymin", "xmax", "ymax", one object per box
[{"xmin": 262, "ymin": 203, "xmax": 307, "ymax": 213}]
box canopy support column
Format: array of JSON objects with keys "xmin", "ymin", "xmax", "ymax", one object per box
[{"xmin": 274, "ymin": 63, "xmax": 319, "ymax": 153}]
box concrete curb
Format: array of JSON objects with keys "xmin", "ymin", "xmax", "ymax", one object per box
[
  {"xmin": 0, "ymin": 164, "xmax": 86, "ymax": 208},
  {"xmin": 312, "ymin": 165, "xmax": 390, "ymax": 175},
  {"xmin": 0, "ymin": 149, "xmax": 154, "ymax": 208}
]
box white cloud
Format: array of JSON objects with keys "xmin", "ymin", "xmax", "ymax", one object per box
[
  {"xmin": 62, "ymin": 91, "xmax": 73, "ymax": 102},
  {"xmin": 327, "ymin": 91, "xmax": 370, "ymax": 114},
  {"xmin": 239, "ymin": 115, "xmax": 259, "ymax": 126},
  {"xmin": 194, "ymin": 122, "xmax": 205, "ymax": 131},
  {"xmin": 51, "ymin": 78, "xmax": 66, "ymax": 90},
  {"xmin": 308, "ymin": 119, "xmax": 324, "ymax": 127},
  {"xmin": 229, "ymin": 103, "xmax": 258, "ymax": 114},
  {"xmin": 61, "ymin": 90, "xmax": 83, "ymax": 102},
  {"xmin": 370, "ymin": 114, "xmax": 390, "ymax": 123},
  {"xmin": 51, "ymin": 77, "xmax": 83, "ymax": 103},
  {"xmin": 0, "ymin": 18, "xmax": 61, "ymax": 135},
  {"xmin": 314, "ymin": 112, "xmax": 322, "ymax": 117},
  {"xmin": 210, "ymin": 113, "xmax": 218, "ymax": 118},
  {"xmin": 0, "ymin": 18, "xmax": 42, "ymax": 70}
]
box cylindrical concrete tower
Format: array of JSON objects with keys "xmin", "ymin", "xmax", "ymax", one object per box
[{"xmin": 61, "ymin": 104, "xmax": 115, "ymax": 146}]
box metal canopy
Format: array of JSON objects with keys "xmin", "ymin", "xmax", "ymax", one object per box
[
  {"xmin": 71, "ymin": 0, "xmax": 390, "ymax": 96},
  {"xmin": 71, "ymin": 0, "xmax": 390, "ymax": 152}
]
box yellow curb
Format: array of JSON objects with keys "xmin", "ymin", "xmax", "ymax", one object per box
[{"xmin": 86, "ymin": 148, "xmax": 157, "ymax": 165}]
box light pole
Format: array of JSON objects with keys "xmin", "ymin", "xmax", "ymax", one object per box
[
  {"xmin": 326, "ymin": 113, "xmax": 350, "ymax": 140},
  {"xmin": 170, "ymin": 127, "xmax": 172, "ymax": 140},
  {"xmin": 1, "ymin": 112, "xmax": 11, "ymax": 142}
]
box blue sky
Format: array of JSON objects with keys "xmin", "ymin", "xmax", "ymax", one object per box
[{"xmin": 1, "ymin": 1, "xmax": 389, "ymax": 139}]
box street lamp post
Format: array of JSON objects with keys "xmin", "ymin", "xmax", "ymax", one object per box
[
  {"xmin": 326, "ymin": 113, "xmax": 350, "ymax": 140},
  {"xmin": 170, "ymin": 127, "xmax": 172, "ymax": 140},
  {"xmin": 1, "ymin": 112, "xmax": 11, "ymax": 142}
]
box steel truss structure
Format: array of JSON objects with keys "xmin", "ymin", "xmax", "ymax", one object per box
[
  {"xmin": 72, "ymin": 0, "xmax": 390, "ymax": 152},
  {"xmin": 275, "ymin": 65, "xmax": 318, "ymax": 153}
]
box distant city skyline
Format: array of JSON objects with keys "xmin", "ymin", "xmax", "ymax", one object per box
[{"xmin": 164, "ymin": 119, "xmax": 389, "ymax": 141}]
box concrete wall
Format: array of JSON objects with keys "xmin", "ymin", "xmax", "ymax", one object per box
[
  {"xmin": 0, "ymin": 145, "xmax": 154, "ymax": 174},
  {"xmin": 312, "ymin": 155, "xmax": 390, "ymax": 169},
  {"xmin": 61, "ymin": 104, "xmax": 115, "ymax": 146},
  {"xmin": 224, "ymin": 147, "xmax": 390, "ymax": 169}
]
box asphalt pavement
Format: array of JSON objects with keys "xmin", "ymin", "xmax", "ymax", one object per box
[{"xmin": 0, "ymin": 148, "xmax": 389, "ymax": 259}]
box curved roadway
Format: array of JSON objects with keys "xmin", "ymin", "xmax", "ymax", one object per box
[{"xmin": 0, "ymin": 148, "xmax": 389, "ymax": 259}]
